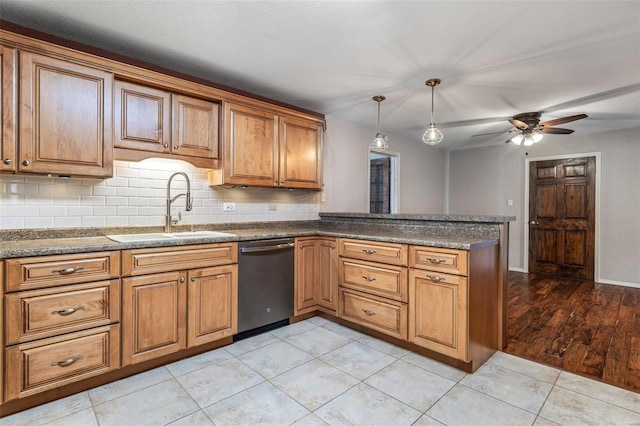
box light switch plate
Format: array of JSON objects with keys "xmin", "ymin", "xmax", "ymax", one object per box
[{"xmin": 223, "ymin": 202, "xmax": 236, "ymax": 211}]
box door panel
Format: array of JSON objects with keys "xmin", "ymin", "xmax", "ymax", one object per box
[{"xmin": 529, "ymin": 157, "xmax": 595, "ymax": 279}]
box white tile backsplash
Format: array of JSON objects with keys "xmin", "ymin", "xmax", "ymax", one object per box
[{"xmin": 0, "ymin": 159, "xmax": 321, "ymax": 229}]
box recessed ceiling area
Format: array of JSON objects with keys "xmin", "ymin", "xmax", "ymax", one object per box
[{"xmin": 1, "ymin": 0, "xmax": 639, "ymax": 150}]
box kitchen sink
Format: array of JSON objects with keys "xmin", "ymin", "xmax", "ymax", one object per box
[{"xmin": 106, "ymin": 230, "xmax": 236, "ymax": 243}]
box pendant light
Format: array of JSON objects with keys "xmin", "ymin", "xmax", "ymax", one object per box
[
  {"xmin": 422, "ymin": 78, "xmax": 444, "ymax": 145},
  {"xmin": 370, "ymin": 95, "xmax": 389, "ymax": 150}
]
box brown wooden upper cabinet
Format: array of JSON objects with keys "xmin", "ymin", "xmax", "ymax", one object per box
[
  {"xmin": 19, "ymin": 51, "xmax": 113, "ymax": 177},
  {"xmin": 221, "ymin": 102, "xmax": 323, "ymax": 189},
  {"xmin": 0, "ymin": 45, "xmax": 17, "ymax": 172},
  {"xmin": 114, "ymin": 80, "xmax": 219, "ymax": 162}
]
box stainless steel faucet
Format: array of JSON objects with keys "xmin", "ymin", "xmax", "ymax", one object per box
[{"xmin": 165, "ymin": 172, "xmax": 193, "ymax": 232}]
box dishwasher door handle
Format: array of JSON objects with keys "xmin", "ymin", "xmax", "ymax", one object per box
[{"xmin": 240, "ymin": 242, "xmax": 295, "ymax": 254}]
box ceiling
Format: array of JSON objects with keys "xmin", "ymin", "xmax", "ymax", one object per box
[{"xmin": 2, "ymin": 0, "xmax": 639, "ymax": 150}]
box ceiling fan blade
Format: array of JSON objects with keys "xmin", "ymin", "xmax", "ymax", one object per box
[
  {"xmin": 509, "ymin": 118, "xmax": 529, "ymax": 130},
  {"xmin": 472, "ymin": 129, "xmax": 511, "ymax": 137},
  {"xmin": 539, "ymin": 114, "xmax": 588, "ymax": 127},
  {"xmin": 540, "ymin": 127, "xmax": 574, "ymax": 134},
  {"xmin": 504, "ymin": 138, "xmax": 514, "ymax": 144}
]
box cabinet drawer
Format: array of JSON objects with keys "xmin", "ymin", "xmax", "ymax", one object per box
[
  {"xmin": 5, "ymin": 280, "xmax": 120, "ymax": 345},
  {"xmin": 122, "ymin": 243, "xmax": 237, "ymax": 276},
  {"xmin": 338, "ymin": 239, "xmax": 408, "ymax": 266},
  {"xmin": 339, "ymin": 259, "xmax": 407, "ymax": 302},
  {"xmin": 410, "ymin": 246, "xmax": 468, "ymax": 276},
  {"xmin": 338, "ymin": 288, "xmax": 407, "ymax": 340},
  {"xmin": 6, "ymin": 251, "xmax": 120, "ymax": 291},
  {"xmin": 5, "ymin": 325, "xmax": 120, "ymax": 400}
]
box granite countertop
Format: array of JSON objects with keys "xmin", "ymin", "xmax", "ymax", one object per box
[
  {"xmin": 0, "ymin": 224, "xmax": 498, "ymax": 259},
  {"xmin": 320, "ymin": 212, "xmax": 516, "ymax": 223}
]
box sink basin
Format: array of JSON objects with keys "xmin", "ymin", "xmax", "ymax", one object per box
[{"xmin": 106, "ymin": 231, "xmax": 236, "ymax": 243}]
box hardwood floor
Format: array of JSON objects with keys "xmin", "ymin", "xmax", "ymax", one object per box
[{"xmin": 505, "ymin": 271, "xmax": 640, "ymax": 393}]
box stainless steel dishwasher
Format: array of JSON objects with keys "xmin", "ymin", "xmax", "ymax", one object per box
[{"xmin": 236, "ymin": 238, "xmax": 295, "ymax": 339}]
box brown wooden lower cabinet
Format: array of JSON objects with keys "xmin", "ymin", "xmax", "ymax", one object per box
[
  {"xmin": 5, "ymin": 325, "xmax": 120, "ymax": 400},
  {"xmin": 338, "ymin": 288, "xmax": 407, "ymax": 340},
  {"xmin": 408, "ymin": 270, "xmax": 468, "ymax": 361},
  {"xmin": 294, "ymin": 237, "xmax": 338, "ymax": 315}
]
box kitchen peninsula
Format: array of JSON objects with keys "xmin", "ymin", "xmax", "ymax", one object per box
[{"xmin": 0, "ymin": 213, "xmax": 513, "ymax": 416}]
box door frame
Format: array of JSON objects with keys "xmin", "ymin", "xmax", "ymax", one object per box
[
  {"xmin": 367, "ymin": 148, "xmax": 400, "ymax": 213},
  {"xmin": 523, "ymin": 152, "xmax": 601, "ymax": 281}
]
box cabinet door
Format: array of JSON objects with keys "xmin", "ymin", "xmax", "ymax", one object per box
[
  {"xmin": 223, "ymin": 102, "xmax": 278, "ymax": 186},
  {"xmin": 1, "ymin": 45, "xmax": 16, "ymax": 172},
  {"xmin": 294, "ymin": 239, "xmax": 318, "ymax": 314},
  {"xmin": 172, "ymin": 94, "xmax": 219, "ymax": 158},
  {"xmin": 279, "ymin": 116, "xmax": 323, "ymax": 189},
  {"xmin": 122, "ymin": 271, "xmax": 186, "ymax": 365},
  {"xmin": 19, "ymin": 51, "xmax": 113, "ymax": 177},
  {"xmin": 317, "ymin": 239, "xmax": 338, "ymax": 311},
  {"xmin": 114, "ymin": 80, "xmax": 170, "ymax": 153},
  {"xmin": 409, "ymin": 270, "xmax": 468, "ymax": 361},
  {"xmin": 187, "ymin": 264, "xmax": 237, "ymax": 346}
]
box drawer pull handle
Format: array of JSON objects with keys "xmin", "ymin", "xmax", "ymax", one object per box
[
  {"xmin": 426, "ymin": 274, "xmax": 446, "ymax": 282},
  {"xmin": 426, "ymin": 257, "xmax": 446, "ymax": 264},
  {"xmin": 52, "ymin": 306, "xmax": 85, "ymax": 316},
  {"xmin": 51, "ymin": 267, "xmax": 85, "ymax": 275},
  {"xmin": 362, "ymin": 249, "xmax": 377, "ymax": 254},
  {"xmin": 362, "ymin": 309, "xmax": 376, "ymax": 316},
  {"xmin": 51, "ymin": 355, "xmax": 84, "ymax": 367},
  {"xmin": 362, "ymin": 275, "xmax": 377, "ymax": 282}
]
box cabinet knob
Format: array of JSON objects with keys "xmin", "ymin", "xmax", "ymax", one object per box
[
  {"xmin": 173, "ymin": 145, "xmax": 178, "ymax": 150},
  {"xmin": 22, "ymin": 159, "xmax": 30, "ymax": 166},
  {"xmin": 180, "ymin": 277, "xmax": 185, "ymax": 283},
  {"xmin": 530, "ymin": 220, "xmax": 538, "ymax": 225},
  {"xmin": 191, "ymin": 276, "xmax": 197, "ymax": 282},
  {"xmin": 3, "ymin": 158, "xmax": 11, "ymax": 165},
  {"xmin": 164, "ymin": 143, "xmax": 169, "ymax": 148}
]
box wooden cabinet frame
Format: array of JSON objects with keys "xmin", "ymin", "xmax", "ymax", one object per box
[{"xmin": 0, "ymin": 45, "xmax": 16, "ymax": 172}]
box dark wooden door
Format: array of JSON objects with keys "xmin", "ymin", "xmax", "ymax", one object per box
[
  {"xmin": 529, "ymin": 156, "xmax": 595, "ymax": 279},
  {"xmin": 370, "ymin": 158, "xmax": 390, "ymax": 213}
]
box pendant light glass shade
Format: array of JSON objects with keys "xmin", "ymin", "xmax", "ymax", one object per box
[
  {"xmin": 510, "ymin": 130, "xmax": 543, "ymax": 146},
  {"xmin": 422, "ymin": 78, "xmax": 443, "ymax": 145},
  {"xmin": 370, "ymin": 95, "xmax": 389, "ymax": 150}
]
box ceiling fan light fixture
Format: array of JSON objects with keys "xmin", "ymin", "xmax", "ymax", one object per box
[
  {"xmin": 422, "ymin": 78, "xmax": 443, "ymax": 145},
  {"xmin": 511, "ymin": 134, "xmax": 524, "ymax": 145},
  {"xmin": 370, "ymin": 95, "xmax": 389, "ymax": 150},
  {"xmin": 532, "ymin": 132, "xmax": 544, "ymax": 143}
]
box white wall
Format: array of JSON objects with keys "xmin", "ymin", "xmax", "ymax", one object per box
[
  {"xmin": 0, "ymin": 158, "xmax": 321, "ymax": 229},
  {"xmin": 448, "ymin": 128, "xmax": 640, "ymax": 286},
  {"xmin": 322, "ymin": 115, "xmax": 447, "ymax": 214}
]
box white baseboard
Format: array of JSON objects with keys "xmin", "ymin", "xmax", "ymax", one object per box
[
  {"xmin": 597, "ymin": 278, "xmax": 640, "ymax": 289},
  {"xmin": 508, "ymin": 267, "xmax": 527, "ymax": 273}
]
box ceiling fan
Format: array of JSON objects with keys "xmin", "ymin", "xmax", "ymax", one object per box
[{"xmin": 474, "ymin": 112, "xmax": 588, "ymax": 146}]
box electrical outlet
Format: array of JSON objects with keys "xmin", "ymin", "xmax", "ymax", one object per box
[
  {"xmin": 267, "ymin": 203, "xmax": 277, "ymax": 211},
  {"xmin": 223, "ymin": 202, "xmax": 236, "ymax": 211},
  {"xmin": 321, "ymin": 192, "xmax": 326, "ymax": 202},
  {"xmin": 507, "ymin": 199, "xmax": 513, "ymax": 207}
]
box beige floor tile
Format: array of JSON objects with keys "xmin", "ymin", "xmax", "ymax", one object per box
[
  {"xmin": 238, "ymin": 340, "xmax": 314, "ymax": 379},
  {"xmin": 285, "ymin": 326, "xmax": 351, "ymax": 356},
  {"xmin": 88, "ymin": 366, "xmax": 173, "ymax": 405},
  {"xmin": 460, "ymin": 362, "xmax": 553, "ymax": 414},
  {"xmin": 487, "ymin": 351, "xmax": 561, "ymax": 384},
  {"xmin": 365, "ymin": 360, "xmax": 456, "ymax": 412},
  {"xmin": 94, "ymin": 379, "xmax": 199, "ymax": 426},
  {"xmin": 271, "ymin": 359, "xmax": 359, "ymax": 410},
  {"xmin": 167, "ymin": 410, "xmax": 214, "ymax": 425},
  {"xmin": 427, "ymin": 385, "xmax": 536, "ymax": 425},
  {"xmin": 225, "ymin": 331, "xmax": 280, "ymax": 356},
  {"xmin": 271, "ymin": 319, "xmax": 318, "ymax": 339},
  {"xmin": 321, "ymin": 341, "xmax": 396, "ymax": 380},
  {"xmin": 533, "ymin": 416, "xmax": 562, "ymax": 425},
  {"xmin": 315, "ymin": 382, "xmax": 421, "ymax": 426},
  {"xmin": 2, "ymin": 392, "xmax": 92, "ymax": 426},
  {"xmin": 203, "ymin": 381, "xmax": 309, "ymax": 426},
  {"xmin": 555, "ymin": 371, "xmax": 640, "ymax": 414},
  {"xmin": 39, "ymin": 407, "xmax": 98, "ymax": 426},
  {"xmin": 321, "ymin": 321, "xmax": 368, "ymax": 340},
  {"xmin": 165, "ymin": 347, "xmax": 233, "ymax": 377},
  {"xmin": 539, "ymin": 386, "xmax": 640, "ymax": 425},
  {"xmin": 176, "ymin": 357, "xmax": 264, "ymax": 408},
  {"xmin": 413, "ymin": 414, "xmax": 446, "ymax": 425},
  {"xmin": 358, "ymin": 335, "xmax": 410, "ymax": 358},
  {"xmin": 306, "ymin": 316, "xmax": 333, "ymax": 327},
  {"xmin": 294, "ymin": 413, "xmax": 330, "ymax": 425},
  {"xmin": 402, "ymin": 351, "xmax": 467, "ymax": 382}
]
